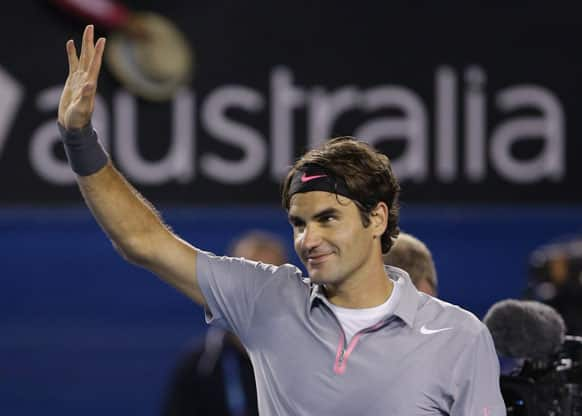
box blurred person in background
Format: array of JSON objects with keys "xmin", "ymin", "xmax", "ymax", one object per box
[
  {"xmin": 162, "ymin": 231, "xmax": 287, "ymax": 416},
  {"xmin": 527, "ymin": 237, "xmax": 582, "ymax": 336},
  {"xmin": 383, "ymin": 232, "xmax": 438, "ymax": 297},
  {"xmin": 56, "ymin": 26, "xmax": 505, "ymax": 414}
]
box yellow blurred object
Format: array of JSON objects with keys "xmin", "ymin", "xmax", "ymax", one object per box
[{"xmin": 105, "ymin": 12, "xmax": 193, "ymax": 101}]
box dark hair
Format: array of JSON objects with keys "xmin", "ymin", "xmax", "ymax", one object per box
[{"xmin": 281, "ymin": 136, "xmax": 400, "ymax": 253}]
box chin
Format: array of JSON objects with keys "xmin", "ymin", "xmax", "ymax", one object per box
[
  {"xmin": 306, "ymin": 269, "xmax": 324, "ymax": 282},
  {"xmin": 307, "ymin": 269, "xmax": 339, "ymax": 285}
]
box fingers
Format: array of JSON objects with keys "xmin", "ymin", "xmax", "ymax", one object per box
[
  {"xmin": 88, "ymin": 37, "xmax": 106, "ymax": 83},
  {"xmin": 73, "ymin": 25, "xmax": 104, "ymax": 82},
  {"xmin": 78, "ymin": 25, "xmax": 94, "ymax": 71},
  {"xmin": 66, "ymin": 40, "xmax": 79, "ymax": 75}
]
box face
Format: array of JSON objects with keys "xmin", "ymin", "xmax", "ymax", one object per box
[{"xmin": 288, "ymin": 191, "xmax": 382, "ymax": 285}]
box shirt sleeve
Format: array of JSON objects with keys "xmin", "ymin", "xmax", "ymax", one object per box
[
  {"xmin": 196, "ymin": 249, "xmax": 300, "ymax": 341},
  {"xmin": 450, "ymin": 324, "xmax": 507, "ymax": 416}
]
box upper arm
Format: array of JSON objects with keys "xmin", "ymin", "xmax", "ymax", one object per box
[{"xmin": 141, "ymin": 229, "xmax": 205, "ymax": 306}]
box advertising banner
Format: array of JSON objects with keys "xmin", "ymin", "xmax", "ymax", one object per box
[{"xmin": 0, "ymin": 1, "xmax": 578, "ymax": 203}]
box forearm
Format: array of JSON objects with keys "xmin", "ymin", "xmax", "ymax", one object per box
[
  {"xmin": 59, "ymin": 121, "xmax": 166, "ymax": 263},
  {"xmin": 70, "ymin": 147, "xmax": 203, "ymax": 304},
  {"xmin": 70, "ymin": 139, "xmax": 203, "ymax": 303},
  {"xmin": 77, "ymin": 162, "xmax": 170, "ymax": 265}
]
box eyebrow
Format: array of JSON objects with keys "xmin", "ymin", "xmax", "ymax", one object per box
[
  {"xmin": 288, "ymin": 207, "xmax": 341, "ymax": 224},
  {"xmin": 313, "ymin": 208, "xmax": 340, "ymax": 220},
  {"xmin": 288, "ymin": 215, "xmax": 302, "ymax": 225}
]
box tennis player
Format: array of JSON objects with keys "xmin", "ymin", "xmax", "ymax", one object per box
[{"xmin": 58, "ymin": 25, "xmax": 505, "ymax": 415}]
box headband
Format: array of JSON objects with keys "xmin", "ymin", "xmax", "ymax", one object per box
[{"xmin": 288, "ymin": 164, "xmax": 354, "ymax": 200}]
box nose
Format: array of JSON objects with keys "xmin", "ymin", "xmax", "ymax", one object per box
[{"xmin": 298, "ymin": 223, "xmax": 322, "ymax": 253}]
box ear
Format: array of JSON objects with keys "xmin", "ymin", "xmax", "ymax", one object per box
[{"xmin": 370, "ymin": 202, "xmax": 388, "ymax": 238}]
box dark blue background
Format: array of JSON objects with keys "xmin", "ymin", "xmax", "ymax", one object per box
[{"xmin": 2, "ymin": 205, "xmax": 582, "ymax": 415}]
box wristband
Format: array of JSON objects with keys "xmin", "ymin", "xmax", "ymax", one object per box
[{"xmin": 58, "ymin": 122, "xmax": 109, "ymax": 176}]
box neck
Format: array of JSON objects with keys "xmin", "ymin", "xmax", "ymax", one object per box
[{"xmin": 324, "ymin": 263, "xmax": 393, "ymax": 309}]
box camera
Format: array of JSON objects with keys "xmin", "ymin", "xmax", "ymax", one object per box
[
  {"xmin": 501, "ymin": 336, "xmax": 582, "ymax": 415},
  {"xmin": 481, "ymin": 238, "xmax": 582, "ymax": 415}
]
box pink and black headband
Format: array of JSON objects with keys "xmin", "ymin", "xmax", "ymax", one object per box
[{"xmin": 288, "ymin": 164, "xmax": 354, "ymax": 200}]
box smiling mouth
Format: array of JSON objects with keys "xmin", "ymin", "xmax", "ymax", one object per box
[{"xmin": 307, "ymin": 253, "xmax": 332, "ymax": 266}]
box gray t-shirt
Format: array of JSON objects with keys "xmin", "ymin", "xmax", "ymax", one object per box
[{"xmin": 197, "ymin": 250, "xmax": 506, "ymax": 415}]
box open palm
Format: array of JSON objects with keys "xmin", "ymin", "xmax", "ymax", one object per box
[{"xmin": 58, "ymin": 25, "xmax": 106, "ymax": 130}]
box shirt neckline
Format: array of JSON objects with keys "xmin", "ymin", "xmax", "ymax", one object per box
[{"xmin": 308, "ymin": 265, "xmax": 419, "ymax": 328}]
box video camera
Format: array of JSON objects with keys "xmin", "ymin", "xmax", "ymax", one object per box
[
  {"xmin": 484, "ymin": 299, "xmax": 582, "ymax": 415},
  {"xmin": 500, "ymin": 335, "xmax": 582, "ymax": 415},
  {"xmin": 484, "ymin": 237, "xmax": 582, "ymax": 415}
]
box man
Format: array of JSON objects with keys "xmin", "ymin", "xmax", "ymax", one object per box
[
  {"xmin": 383, "ymin": 232, "xmax": 438, "ymax": 297},
  {"xmin": 163, "ymin": 231, "xmax": 288, "ymax": 416},
  {"xmin": 58, "ymin": 26, "xmax": 505, "ymax": 415}
]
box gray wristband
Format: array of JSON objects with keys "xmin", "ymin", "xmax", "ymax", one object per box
[{"xmin": 58, "ymin": 122, "xmax": 109, "ymax": 176}]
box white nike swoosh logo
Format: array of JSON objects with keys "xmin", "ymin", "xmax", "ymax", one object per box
[{"xmin": 420, "ymin": 325, "xmax": 453, "ymax": 335}]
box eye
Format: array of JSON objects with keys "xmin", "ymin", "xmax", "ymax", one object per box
[
  {"xmin": 290, "ymin": 218, "xmax": 305, "ymax": 230},
  {"xmin": 322, "ymin": 215, "xmax": 336, "ymax": 223}
]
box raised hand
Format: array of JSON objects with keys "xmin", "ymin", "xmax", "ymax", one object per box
[{"xmin": 58, "ymin": 25, "xmax": 106, "ymax": 130}]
